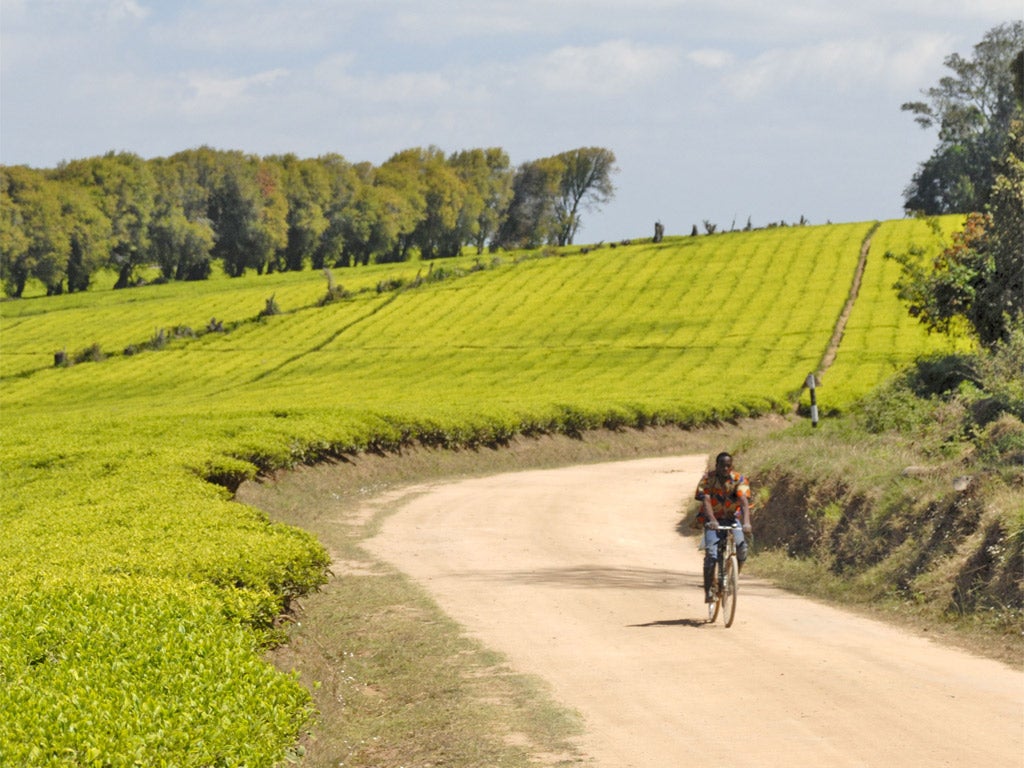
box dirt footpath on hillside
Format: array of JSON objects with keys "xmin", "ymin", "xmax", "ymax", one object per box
[{"xmin": 365, "ymin": 455, "xmax": 1024, "ymax": 768}]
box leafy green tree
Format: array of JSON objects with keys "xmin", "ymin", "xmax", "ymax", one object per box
[
  {"xmin": 209, "ymin": 152, "xmax": 261, "ymax": 277},
  {"xmin": 274, "ymin": 154, "xmax": 330, "ymax": 272},
  {"xmin": 403, "ymin": 146, "xmax": 466, "ymax": 260},
  {"xmin": 553, "ymin": 147, "xmax": 617, "ymax": 246},
  {"xmin": 890, "ymin": 120, "xmax": 1023, "ymax": 347},
  {"xmin": 449, "ymin": 148, "xmax": 513, "ymax": 255},
  {"xmin": 56, "ymin": 152, "xmax": 156, "ymax": 289},
  {"xmin": 903, "ymin": 21, "xmax": 1024, "ymax": 214},
  {"xmin": 374, "ymin": 149, "xmax": 428, "ymax": 262},
  {"xmin": 59, "ymin": 180, "xmax": 112, "ymax": 292},
  {"xmin": 208, "ymin": 154, "xmax": 288, "ymax": 277},
  {"xmin": 149, "ymin": 157, "xmax": 215, "ymax": 281},
  {"xmin": 496, "ymin": 156, "xmax": 565, "ymax": 249},
  {"xmin": 340, "ymin": 169, "xmax": 414, "ymax": 267},
  {"xmin": 0, "ymin": 166, "xmax": 73, "ymax": 297},
  {"xmin": 0, "ymin": 170, "xmax": 32, "ymax": 296},
  {"xmin": 253, "ymin": 159, "xmax": 289, "ymax": 274},
  {"xmin": 312, "ymin": 154, "xmax": 358, "ymax": 269}
]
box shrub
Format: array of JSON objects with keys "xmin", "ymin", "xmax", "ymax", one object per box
[{"xmin": 258, "ymin": 294, "xmax": 281, "ymax": 318}]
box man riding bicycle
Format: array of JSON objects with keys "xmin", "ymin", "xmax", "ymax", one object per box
[{"xmin": 694, "ymin": 452, "xmax": 752, "ymax": 603}]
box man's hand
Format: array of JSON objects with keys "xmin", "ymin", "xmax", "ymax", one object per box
[
  {"xmin": 707, "ymin": 518, "xmax": 720, "ymax": 531},
  {"xmin": 742, "ymin": 523, "xmax": 752, "ymax": 535}
]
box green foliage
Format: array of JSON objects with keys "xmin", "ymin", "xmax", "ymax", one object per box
[
  {"xmin": 0, "ymin": 576, "xmax": 314, "ymax": 767},
  {"xmin": 902, "ymin": 21, "xmax": 1024, "ymax": 214},
  {"xmin": 258, "ymin": 293, "xmax": 282, "ymax": 318},
  {"xmin": 553, "ymin": 147, "xmax": 617, "ymax": 246},
  {"xmin": 890, "ymin": 118, "xmax": 1024, "ymax": 348},
  {"xmin": 972, "ymin": 320, "xmax": 1024, "ymax": 418}
]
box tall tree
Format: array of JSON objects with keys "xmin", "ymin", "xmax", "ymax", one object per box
[
  {"xmin": 553, "ymin": 147, "xmax": 617, "ymax": 246},
  {"xmin": 312, "ymin": 153, "xmax": 358, "ymax": 269},
  {"xmin": 149, "ymin": 156, "xmax": 214, "ymax": 281},
  {"xmin": 208, "ymin": 154, "xmax": 287, "ymax": 277},
  {"xmin": 374, "ymin": 149, "xmax": 428, "ymax": 262},
  {"xmin": 496, "ymin": 157, "xmax": 565, "ymax": 249},
  {"xmin": 449, "ymin": 148, "xmax": 513, "ymax": 255},
  {"xmin": 274, "ymin": 154, "xmax": 330, "ymax": 272},
  {"xmin": 56, "ymin": 152, "xmax": 156, "ymax": 289},
  {"xmin": 340, "ymin": 171, "xmax": 409, "ymax": 268},
  {"xmin": 402, "ymin": 146, "xmax": 466, "ymax": 260},
  {"xmin": 890, "ymin": 119, "xmax": 1023, "ymax": 348},
  {"xmin": 902, "ymin": 21, "xmax": 1024, "ymax": 214},
  {"xmin": 0, "ymin": 166, "xmax": 67, "ymax": 297},
  {"xmin": 59, "ymin": 180, "xmax": 112, "ymax": 292},
  {"xmin": 0, "ymin": 168, "xmax": 32, "ymax": 296}
]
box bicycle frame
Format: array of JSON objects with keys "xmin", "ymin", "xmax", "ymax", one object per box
[{"xmin": 706, "ymin": 523, "xmax": 740, "ymax": 627}]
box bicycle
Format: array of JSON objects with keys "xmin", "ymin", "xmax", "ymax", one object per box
[{"xmin": 705, "ymin": 522, "xmax": 740, "ymax": 627}]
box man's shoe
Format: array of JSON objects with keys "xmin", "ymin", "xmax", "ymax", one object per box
[{"xmin": 705, "ymin": 589, "xmax": 715, "ymax": 604}]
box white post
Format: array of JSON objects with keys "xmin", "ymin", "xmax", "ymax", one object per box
[{"xmin": 806, "ymin": 373, "xmax": 819, "ymax": 427}]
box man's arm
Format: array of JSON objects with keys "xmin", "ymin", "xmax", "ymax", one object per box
[{"xmin": 702, "ymin": 496, "xmax": 719, "ymax": 529}]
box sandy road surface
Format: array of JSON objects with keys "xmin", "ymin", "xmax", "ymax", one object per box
[{"xmin": 366, "ymin": 455, "xmax": 1024, "ymax": 768}]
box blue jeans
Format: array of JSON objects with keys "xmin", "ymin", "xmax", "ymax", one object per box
[{"xmin": 703, "ymin": 525, "xmax": 747, "ymax": 564}]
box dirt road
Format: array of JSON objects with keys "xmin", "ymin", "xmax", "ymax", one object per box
[{"xmin": 366, "ymin": 455, "xmax": 1024, "ymax": 768}]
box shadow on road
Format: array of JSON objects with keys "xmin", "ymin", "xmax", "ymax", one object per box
[
  {"xmin": 458, "ymin": 564, "xmax": 699, "ymax": 589},
  {"xmin": 629, "ymin": 618, "xmax": 708, "ymax": 628}
]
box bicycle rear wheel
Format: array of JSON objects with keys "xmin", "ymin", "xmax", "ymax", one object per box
[{"xmin": 722, "ymin": 555, "xmax": 738, "ymax": 627}]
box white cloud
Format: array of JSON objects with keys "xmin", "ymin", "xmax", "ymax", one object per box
[
  {"xmin": 313, "ymin": 54, "xmax": 452, "ymax": 103},
  {"xmin": 687, "ymin": 48, "xmax": 735, "ymax": 69},
  {"xmin": 106, "ymin": 0, "xmax": 150, "ymax": 22},
  {"xmin": 157, "ymin": 3, "xmax": 346, "ymax": 52},
  {"xmin": 722, "ymin": 33, "xmax": 957, "ymax": 100},
  {"xmin": 182, "ymin": 68, "xmax": 290, "ymax": 115},
  {"xmin": 531, "ymin": 39, "xmax": 680, "ymax": 95}
]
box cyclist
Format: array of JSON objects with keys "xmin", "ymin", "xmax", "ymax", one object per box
[{"xmin": 694, "ymin": 452, "xmax": 753, "ymax": 603}]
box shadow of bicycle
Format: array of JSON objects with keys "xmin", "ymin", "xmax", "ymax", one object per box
[{"xmin": 629, "ymin": 617, "xmax": 708, "ymax": 628}]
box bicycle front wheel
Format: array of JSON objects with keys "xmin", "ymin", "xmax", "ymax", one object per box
[{"xmin": 722, "ymin": 555, "xmax": 739, "ymax": 628}]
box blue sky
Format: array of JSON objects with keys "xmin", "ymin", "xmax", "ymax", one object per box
[{"xmin": 1, "ymin": 1, "xmax": 1019, "ymax": 243}]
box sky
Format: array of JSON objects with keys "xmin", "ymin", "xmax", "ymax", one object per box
[{"xmin": 1, "ymin": 1, "xmax": 1019, "ymax": 244}]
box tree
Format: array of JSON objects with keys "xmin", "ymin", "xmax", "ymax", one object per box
[
  {"xmin": 0, "ymin": 166, "xmax": 67, "ymax": 297},
  {"xmin": 902, "ymin": 21, "xmax": 1024, "ymax": 214},
  {"xmin": 274, "ymin": 154, "xmax": 330, "ymax": 272},
  {"xmin": 312, "ymin": 154, "xmax": 358, "ymax": 269},
  {"xmin": 374, "ymin": 149, "xmax": 429, "ymax": 262},
  {"xmin": 890, "ymin": 119, "xmax": 1023, "ymax": 348},
  {"xmin": 495, "ymin": 157, "xmax": 565, "ymax": 249},
  {"xmin": 208, "ymin": 154, "xmax": 287, "ymax": 277},
  {"xmin": 149, "ymin": 157, "xmax": 214, "ymax": 281},
  {"xmin": 0, "ymin": 169, "xmax": 32, "ymax": 296},
  {"xmin": 407, "ymin": 146, "xmax": 467, "ymax": 260},
  {"xmin": 59, "ymin": 180, "xmax": 112, "ymax": 292},
  {"xmin": 56, "ymin": 152, "xmax": 156, "ymax": 289},
  {"xmin": 553, "ymin": 147, "xmax": 617, "ymax": 246},
  {"xmin": 448, "ymin": 148, "xmax": 514, "ymax": 255}
]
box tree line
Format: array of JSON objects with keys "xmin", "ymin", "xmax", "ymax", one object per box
[{"xmin": 0, "ymin": 145, "xmax": 617, "ymax": 297}]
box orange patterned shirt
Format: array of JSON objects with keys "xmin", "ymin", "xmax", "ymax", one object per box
[{"xmin": 695, "ymin": 470, "xmax": 750, "ymax": 520}]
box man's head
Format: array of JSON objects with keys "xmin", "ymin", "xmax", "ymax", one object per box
[{"xmin": 714, "ymin": 452, "xmax": 733, "ymax": 480}]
